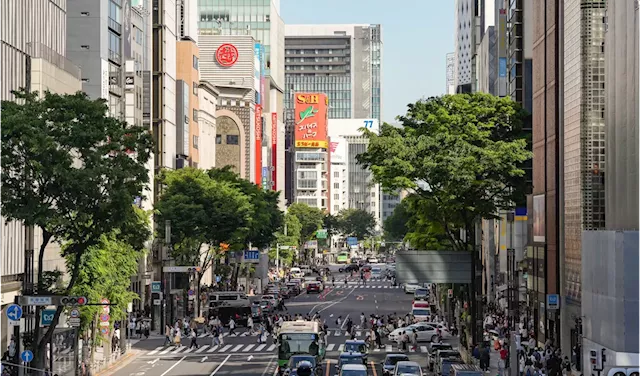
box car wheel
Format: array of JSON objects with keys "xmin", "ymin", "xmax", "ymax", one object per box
[{"xmin": 431, "ymin": 334, "xmax": 438, "ymax": 342}]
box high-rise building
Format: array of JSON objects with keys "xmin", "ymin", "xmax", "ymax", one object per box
[
  {"xmin": 176, "ymin": 38, "xmax": 200, "ymax": 168},
  {"xmin": 560, "ymin": 0, "xmax": 607, "ymax": 350},
  {"xmin": 529, "ymin": 0, "xmax": 563, "ymax": 347},
  {"xmin": 454, "ymin": 0, "xmax": 474, "ymax": 92},
  {"xmin": 197, "ymin": 0, "xmax": 286, "ymax": 208},
  {"xmin": 446, "ymin": 52, "xmax": 456, "ymax": 94},
  {"xmin": 0, "ymin": 0, "xmax": 82, "ymax": 353},
  {"xmin": 283, "ymin": 24, "xmax": 383, "ymax": 205},
  {"xmin": 579, "ymin": 2, "xmax": 638, "ymax": 370}
]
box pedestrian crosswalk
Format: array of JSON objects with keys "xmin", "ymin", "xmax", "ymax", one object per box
[
  {"xmin": 329, "ymin": 284, "xmax": 400, "ymax": 289},
  {"xmin": 143, "ymin": 343, "xmax": 433, "ymax": 356}
]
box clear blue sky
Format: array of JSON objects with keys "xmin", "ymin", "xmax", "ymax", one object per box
[{"xmin": 280, "ymin": 0, "xmax": 455, "ymax": 124}]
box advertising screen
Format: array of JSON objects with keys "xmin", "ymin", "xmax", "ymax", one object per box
[{"xmin": 294, "ymin": 93, "xmax": 328, "ymax": 149}]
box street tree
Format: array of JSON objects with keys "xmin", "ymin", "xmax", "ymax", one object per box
[
  {"xmin": 270, "ymin": 213, "xmax": 302, "ymax": 267},
  {"xmin": 155, "ymin": 168, "xmax": 252, "ymax": 313},
  {"xmin": 0, "ymin": 90, "xmax": 153, "ymax": 367},
  {"xmin": 323, "ymin": 213, "xmax": 340, "ymax": 238},
  {"xmin": 337, "ymin": 208, "xmax": 376, "ymax": 240},
  {"xmin": 67, "ymin": 207, "xmax": 150, "ymax": 361},
  {"xmin": 287, "ymin": 203, "xmax": 324, "ymax": 246},
  {"xmin": 357, "ymin": 93, "xmax": 531, "ymax": 346},
  {"xmin": 383, "ymin": 199, "xmax": 410, "ymax": 241}
]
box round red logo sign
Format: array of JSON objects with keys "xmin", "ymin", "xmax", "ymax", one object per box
[{"xmin": 216, "ymin": 44, "xmax": 239, "ymax": 67}]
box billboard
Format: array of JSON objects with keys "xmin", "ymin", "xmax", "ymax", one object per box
[
  {"xmin": 271, "ymin": 112, "xmax": 277, "ymax": 190},
  {"xmin": 294, "ymin": 93, "xmax": 328, "ymax": 149},
  {"xmin": 329, "ymin": 136, "xmax": 347, "ymax": 163},
  {"xmin": 327, "ymin": 118, "xmax": 379, "ymax": 138},
  {"xmin": 533, "ymin": 194, "xmax": 545, "ymax": 243}
]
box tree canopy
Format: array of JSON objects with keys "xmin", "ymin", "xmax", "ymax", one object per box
[
  {"xmin": 336, "ymin": 208, "xmax": 376, "ymax": 240},
  {"xmin": 0, "ymin": 90, "xmax": 153, "ymax": 367},
  {"xmin": 208, "ymin": 166, "xmax": 284, "ymax": 249},
  {"xmin": 357, "ymin": 93, "xmax": 531, "ymax": 252},
  {"xmin": 286, "ymin": 203, "xmax": 324, "ymax": 246},
  {"xmin": 383, "ymin": 200, "xmax": 410, "ymax": 241}
]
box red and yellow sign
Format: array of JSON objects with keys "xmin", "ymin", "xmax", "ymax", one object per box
[
  {"xmin": 294, "ymin": 93, "xmax": 328, "ymax": 149},
  {"xmin": 216, "ymin": 44, "xmax": 239, "ymax": 67},
  {"xmin": 255, "ymin": 104, "xmax": 263, "ymax": 187},
  {"xmin": 271, "ymin": 112, "xmax": 278, "ymax": 190}
]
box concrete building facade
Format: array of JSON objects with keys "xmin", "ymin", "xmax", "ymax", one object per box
[
  {"xmin": 197, "ymin": 82, "xmax": 220, "ymax": 170},
  {"xmin": 176, "ymin": 39, "xmax": 200, "ymax": 168},
  {"xmin": 454, "ymin": 0, "xmax": 474, "ymax": 91},
  {"xmin": 579, "ymin": 1, "xmax": 639, "ymax": 373},
  {"xmin": 446, "ymin": 52, "xmax": 456, "ymax": 94}
]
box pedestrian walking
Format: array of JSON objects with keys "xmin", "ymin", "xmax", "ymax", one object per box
[
  {"xmin": 189, "ymin": 328, "xmax": 199, "ymax": 349},
  {"xmin": 211, "ymin": 326, "xmax": 220, "ymax": 346},
  {"xmin": 228, "ymin": 318, "xmax": 237, "ymax": 336},
  {"xmin": 247, "ymin": 316, "xmax": 254, "ymax": 334},
  {"xmin": 173, "ymin": 330, "xmax": 182, "ymax": 349}
]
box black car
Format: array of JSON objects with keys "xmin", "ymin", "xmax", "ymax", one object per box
[
  {"xmin": 339, "ymin": 264, "xmax": 359, "ymax": 273},
  {"xmin": 427, "ymin": 343, "xmax": 453, "ymax": 371},
  {"xmin": 282, "ymin": 354, "xmax": 321, "ymax": 376},
  {"xmin": 380, "ymin": 354, "xmax": 410, "ymax": 376}
]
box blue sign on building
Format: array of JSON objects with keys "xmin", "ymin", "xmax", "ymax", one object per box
[
  {"xmin": 243, "ymin": 250, "xmax": 260, "ymax": 260},
  {"xmin": 347, "ymin": 237, "xmax": 358, "ymax": 246},
  {"xmin": 546, "ymin": 294, "xmax": 560, "ymax": 310},
  {"xmin": 151, "ymin": 281, "xmax": 162, "ymax": 293},
  {"xmin": 499, "ymin": 58, "xmax": 507, "ymax": 77},
  {"xmin": 41, "ymin": 309, "xmax": 56, "ymax": 327}
]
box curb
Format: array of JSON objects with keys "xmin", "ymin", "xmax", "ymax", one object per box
[{"xmin": 95, "ymin": 350, "xmax": 141, "ymax": 376}]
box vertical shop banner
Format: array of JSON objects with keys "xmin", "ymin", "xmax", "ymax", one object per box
[
  {"xmin": 255, "ymin": 104, "xmax": 263, "ymax": 187},
  {"xmin": 294, "ymin": 93, "xmax": 329, "ymax": 148},
  {"xmin": 271, "ymin": 112, "xmax": 278, "ymax": 190}
]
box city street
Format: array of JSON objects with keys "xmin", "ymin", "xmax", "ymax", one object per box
[{"xmin": 112, "ymin": 267, "xmax": 447, "ymax": 375}]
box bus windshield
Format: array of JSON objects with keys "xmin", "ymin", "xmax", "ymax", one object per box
[
  {"xmin": 278, "ymin": 333, "xmax": 320, "ymax": 359},
  {"xmin": 337, "ymin": 252, "xmax": 349, "ymax": 263}
]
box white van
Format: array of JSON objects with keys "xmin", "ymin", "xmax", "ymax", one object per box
[
  {"xmin": 411, "ymin": 301, "xmax": 432, "ymax": 322},
  {"xmin": 290, "ymin": 267, "xmax": 304, "ymax": 278},
  {"xmin": 299, "ymin": 265, "xmax": 313, "ymax": 275}
]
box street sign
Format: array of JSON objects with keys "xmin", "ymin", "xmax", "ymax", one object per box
[
  {"xmin": 347, "ymin": 237, "xmax": 358, "ymax": 246},
  {"xmin": 22, "ymin": 296, "xmax": 53, "ymax": 306},
  {"xmin": 6, "ymin": 304, "xmax": 23, "ymax": 324},
  {"xmin": 20, "ymin": 350, "xmax": 33, "ymax": 363},
  {"xmin": 163, "ymin": 266, "xmax": 201, "ymax": 273},
  {"xmin": 315, "ymin": 229, "xmax": 327, "ymax": 239},
  {"xmin": 547, "ymin": 294, "xmax": 560, "ymax": 310},
  {"xmin": 280, "ymin": 246, "xmax": 290, "ymax": 250},
  {"xmin": 41, "ymin": 309, "xmax": 56, "ymax": 327},
  {"xmin": 215, "ymin": 275, "xmax": 221, "ymax": 283},
  {"xmin": 69, "ymin": 318, "xmax": 81, "ymax": 327},
  {"xmin": 153, "ymin": 299, "xmax": 161, "ymax": 306},
  {"xmin": 70, "ymin": 309, "xmax": 80, "ymax": 318},
  {"xmin": 151, "ymin": 281, "xmax": 162, "ymax": 293},
  {"xmin": 100, "ymin": 327, "xmax": 109, "ymax": 335},
  {"xmin": 188, "ymin": 289, "xmax": 195, "ymax": 296},
  {"xmin": 243, "ymin": 250, "xmax": 260, "ymax": 263},
  {"xmin": 100, "ymin": 314, "xmax": 110, "ymax": 322}
]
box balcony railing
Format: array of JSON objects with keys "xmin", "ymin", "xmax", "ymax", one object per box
[
  {"xmin": 109, "ymin": 49, "xmax": 121, "ymax": 64},
  {"xmin": 26, "ymin": 42, "xmax": 81, "ymax": 79},
  {"xmin": 108, "ymin": 17, "xmax": 122, "ymax": 33}
]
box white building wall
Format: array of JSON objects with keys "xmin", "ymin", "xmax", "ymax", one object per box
[
  {"xmin": 454, "ymin": 0, "xmax": 473, "ymax": 87},
  {"xmin": 197, "ymin": 86, "xmax": 218, "ymax": 170}
]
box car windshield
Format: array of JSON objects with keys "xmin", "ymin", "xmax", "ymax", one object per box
[
  {"xmin": 415, "ymin": 289, "xmax": 428, "ymax": 296},
  {"xmin": 288, "ymin": 355, "xmax": 316, "ymax": 368},
  {"xmin": 339, "ymin": 357, "xmax": 363, "ymax": 366},
  {"xmin": 344, "ymin": 343, "xmax": 367, "ymax": 353},
  {"xmin": 397, "ymin": 365, "xmax": 421, "ymax": 374},
  {"xmin": 385, "ymin": 356, "xmax": 409, "ymax": 365},
  {"xmin": 340, "ymin": 370, "xmax": 367, "ymax": 376},
  {"xmin": 413, "ymin": 309, "xmax": 430, "ymax": 316}
]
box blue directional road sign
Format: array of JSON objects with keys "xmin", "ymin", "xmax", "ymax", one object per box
[
  {"xmin": 21, "ymin": 350, "xmax": 33, "ymax": 363},
  {"xmin": 6, "ymin": 304, "xmax": 23, "ymax": 321},
  {"xmin": 547, "ymin": 294, "xmax": 560, "ymax": 310},
  {"xmin": 243, "ymin": 250, "xmax": 260, "ymax": 261},
  {"xmin": 151, "ymin": 281, "xmax": 162, "ymax": 293},
  {"xmin": 347, "ymin": 237, "xmax": 358, "ymax": 246}
]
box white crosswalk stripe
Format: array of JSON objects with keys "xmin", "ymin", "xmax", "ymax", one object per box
[{"xmin": 142, "ymin": 340, "xmax": 443, "ymax": 356}]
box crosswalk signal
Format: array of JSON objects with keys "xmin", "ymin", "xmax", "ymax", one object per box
[
  {"xmin": 187, "ymin": 267, "xmax": 202, "ymax": 273},
  {"xmin": 589, "ymin": 349, "xmax": 602, "ymax": 370},
  {"xmin": 61, "ymin": 296, "xmax": 87, "ymax": 306},
  {"xmin": 448, "ymin": 289, "xmax": 453, "ymax": 299}
]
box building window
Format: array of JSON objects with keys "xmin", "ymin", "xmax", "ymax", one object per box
[
  {"xmin": 333, "ymin": 194, "xmax": 339, "ymax": 200},
  {"xmin": 193, "ymin": 82, "xmax": 198, "ymax": 95},
  {"xmin": 216, "ymin": 135, "xmax": 222, "ymax": 144},
  {"xmin": 334, "ymin": 205, "xmax": 339, "ymax": 212},
  {"xmin": 333, "ymin": 183, "xmax": 339, "ymax": 189},
  {"xmin": 193, "ymin": 135, "xmax": 199, "ymax": 149},
  {"xmin": 226, "ymin": 135, "xmax": 239, "ymax": 145},
  {"xmin": 193, "ymin": 109, "xmax": 198, "ymax": 122},
  {"xmin": 193, "ymin": 55, "xmax": 199, "ymax": 70},
  {"xmin": 334, "ymin": 171, "xmax": 339, "ymax": 178}
]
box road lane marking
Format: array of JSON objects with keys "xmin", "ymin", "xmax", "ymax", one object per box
[
  {"xmin": 338, "ymin": 344, "xmax": 344, "ymax": 351},
  {"xmin": 201, "ymin": 356, "xmax": 208, "ymax": 363},
  {"xmin": 243, "ymin": 344, "xmax": 256, "ymax": 352},
  {"xmin": 209, "ymin": 354, "xmax": 231, "ymax": 376},
  {"xmin": 171, "ymin": 346, "xmax": 185, "ymax": 354},
  {"xmin": 334, "ymin": 330, "xmax": 341, "ymax": 336},
  {"xmin": 385, "ymin": 344, "xmax": 392, "ymax": 352},
  {"xmin": 267, "ymin": 344, "xmax": 277, "ymax": 351},
  {"xmin": 374, "ymin": 347, "xmax": 381, "ymax": 352},
  {"xmin": 148, "ymin": 346, "xmax": 163, "ymax": 355},
  {"xmin": 255, "ymin": 344, "xmax": 266, "ymax": 351},
  {"xmin": 326, "ymin": 344, "xmax": 335, "ymax": 351},
  {"xmin": 148, "ymin": 358, "xmax": 159, "ymax": 364},
  {"xmin": 231, "ymin": 344, "xmax": 243, "ymax": 352},
  {"xmin": 207, "ymin": 345, "xmax": 220, "ymax": 353},
  {"xmin": 262, "ymin": 355, "xmax": 277, "ymax": 376},
  {"xmin": 160, "ymin": 356, "xmax": 186, "ymax": 376},
  {"xmin": 195, "ymin": 345, "xmax": 209, "ymax": 353},
  {"xmin": 219, "ymin": 344, "xmax": 232, "ymax": 352},
  {"xmin": 356, "ymin": 331, "xmax": 362, "ymax": 336},
  {"xmin": 182, "ymin": 347, "xmax": 195, "ymax": 354},
  {"xmin": 421, "ymin": 346, "xmax": 428, "ymax": 352},
  {"xmin": 160, "ymin": 347, "xmax": 173, "ymax": 355},
  {"xmin": 318, "ymin": 288, "xmax": 358, "ymax": 314},
  {"xmin": 370, "ymin": 360, "xmax": 378, "ymax": 376}
]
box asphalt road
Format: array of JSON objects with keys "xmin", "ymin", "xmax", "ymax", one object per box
[{"xmin": 113, "ymin": 265, "xmax": 452, "ymax": 376}]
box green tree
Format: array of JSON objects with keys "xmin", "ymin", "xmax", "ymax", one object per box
[
  {"xmin": 287, "ymin": 203, "xmax": 324, "ymax": 246},
  {"xmin": 357, "ymin": 93, "xmax": 531, "ymax": 346},
  {"xmin": 208, "ymin": 166, "xmax": 284, "ymax": 249},
  {"xmin": 323, "ymin": 213, "xmax": 340, "ymax": 238},
  {"xmin": 383, "ymin": 200, "xmax": 410, "ymax": 241},
  {"xmin": 402, "ymin": 194, "xmax": 450, "ymax": 250},
  {"xmin": 67, "ymin": 207, "xmax": 149, "ymax": 361},
  {"xmin": 155, "ymin": 168, "xmax": 252, "ymax": 314},
  {"xmin": 1, "ymin": 90, "xmax": 153, "ymax": 367},
  {"xmin": 337, "ymin": 208, "xmax": 376, "ymax": 240},
  {"xmin": 269, "ymin": 213, "xmax": 302, "ymax": 267}
]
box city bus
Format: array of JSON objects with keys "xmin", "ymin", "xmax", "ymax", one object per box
[
  {"xmin": 276, "ymin": 320, "xmax": 326, "ymax": 373},
  {"xmin": 336, "ymin": 251, "xmax": 350, "ymax": 264}
]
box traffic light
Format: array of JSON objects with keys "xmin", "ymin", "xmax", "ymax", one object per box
[
  {"xmin": 187, "ymin": 267, "xmax": 202, "ymax": 273},
  {"xmin": 61, "ymin": 296, "xmax": 87, "ymax": 306},
  {"xmin": 589, "ymin": 349, "xmax": 602, "ymax": 370},
  {"xmin": 448, "ymin": 289, "xmax": 454, "ymax": 299}
]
